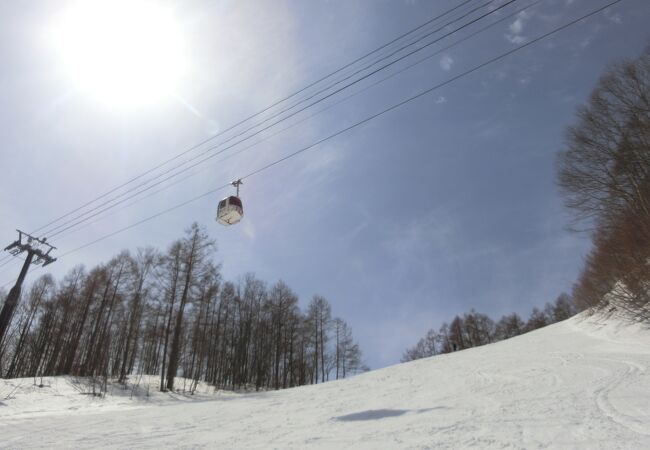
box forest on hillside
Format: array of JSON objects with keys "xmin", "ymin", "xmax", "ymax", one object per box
[
  {"xmin": 402, "ymin": 294, "xmax": 576, "ymax": 361},
  {"xmin": 557, "ymin": 46, "xmax": 650, "ymax": 321},
  {"xmin": 0, "ymin": 223, "xmax": 365, "ymax": 393}
]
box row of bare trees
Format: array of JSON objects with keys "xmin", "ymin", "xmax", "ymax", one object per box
[
  {"xmin": 0, "ymin": 223, "xmax": 365, "ymax": 392},
  {"xmin": 557, "ymin": 45, "xmax": 650, "ymax": 319},
  {"xmin": 401, "ymin": 293, "xmax": 576, "ymax": 362}
]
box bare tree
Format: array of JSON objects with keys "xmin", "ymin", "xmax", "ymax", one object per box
[
  {"xmin": 166, "ymin": 223, "xmax": 215, "ymax": 391},
  {"xmin": 558, "ymin": 45, "xmax": 650, "ymax": 319},
  {"xmin": 401, "ymin": 329, "xmax": 437, "ymax": 362},
  {"xmin": 404, "ymin": 302, "xmax": 576, "ymax": 361},
  {"xmin": 558, "ymin": 45, "xmax": 650, "ymax": 229},
  {"xmin": 494, "ymin": 313, "xmax": 525, "ymax": 341},
  {"xmin": 0, "ymin": 223, "xmax": 364, "ymax": 394}
]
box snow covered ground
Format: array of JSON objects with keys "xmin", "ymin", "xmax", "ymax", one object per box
[{"xmin": 1, "ymin": 312, "xmax": 649, "ymax": 449}]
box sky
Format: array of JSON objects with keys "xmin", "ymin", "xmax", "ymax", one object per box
[{"xmin": 0, "ymin": 0, "xmax": 649, "ymax": 369}]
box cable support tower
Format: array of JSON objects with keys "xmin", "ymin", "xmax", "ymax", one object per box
[{"xmin": 0, "ymin": 231, "xmax": 56, "ymax": 345}]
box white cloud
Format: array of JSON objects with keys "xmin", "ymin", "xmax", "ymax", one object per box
[
  {"xmin": 242, "ymin": 217, "xmax": 256, "ymax": 241},
  {"xmin": 439, "ymin": 54, "xmax": 454, "ymax": 71},
  {"xmin": 506, "ymin": 34, "xmax": 526, "ymax": 44},
  {"xmin": 434, "ymin": 96, "xmax": 446, "ymax": 104},
  {"xmin": 509, "ymin": 17, "xmax": 524, "ymax": 34},
  {"xmin": 505, "ymin": 11, "xmax": 532, "ymax": 45},
  {"xmin": 605, "ymin": 11, "xmax": 622, "ymax": 24}
]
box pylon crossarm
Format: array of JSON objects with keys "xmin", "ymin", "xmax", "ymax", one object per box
[
  {"xmin": 0, "ymin": 230, "xmax": 56, "ymax": 345},
  {"xmin": 42, "ymin": 257, "xmax": 57, "ymax": 267},
  {"xmin": 4, "ymin": 240, "xmax": 20, "ymax": 252}
]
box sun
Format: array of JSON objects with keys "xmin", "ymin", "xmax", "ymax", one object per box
[{"xmin": 52, "ymin": 0, "xmax": 185, "ymax": 109}]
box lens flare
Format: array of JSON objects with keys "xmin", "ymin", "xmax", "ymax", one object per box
[{"xmin": 52, "ymin": 0, "xmax": 185, "ymax": 109}]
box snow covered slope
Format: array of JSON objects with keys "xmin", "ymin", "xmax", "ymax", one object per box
[{"xmin": 1, "ymin": 313, "xmax": 649, "ymax": 449}]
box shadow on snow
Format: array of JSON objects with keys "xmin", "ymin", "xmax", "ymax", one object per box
[{"xmin": 334, "ymin": 407, "xmax": 446, "ymax": 422}]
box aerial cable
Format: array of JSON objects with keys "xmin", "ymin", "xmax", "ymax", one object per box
[
  {"xmin": 40, "ymin": 0, "xmax": 507, "ymax": 239},
  {"xmin": 0, "ymin": 257, "xmax": 19, "ymax": 270},
  {"xmin": 0, "ymin": 255, "xmax": 27, "ymax": 284},
  {"xmin": 260, "ymin": 0, "xmax": 484, "ymax": 110},
  {"xmin": 40, "ymin": 1, "xmax": 516, "ymax": 239},
  {"xmin": 0, "ymin": 0, "xmax": 628, "ymax": 287},
  {"xmin": 52, "ymin": 0, "xmax": 543, "ymax": 245},
  {"xmin": 222, "ymin": 0, "xmax": 501, "ymax": 140},
  {"xmin": 48, "ymin": 0, "xmax": 626, "ymax": 261},
  {"xmin": 28, "ymin": 0, "xmax": 477, "ymax": 236},
  {"xmin": 0, "ymin": 0, "xmax": 544, "ymax": 263}
]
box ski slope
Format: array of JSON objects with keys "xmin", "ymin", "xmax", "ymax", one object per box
[{"xmin": 1, "ymin": 313, "xmax": 649, "ymax": 449}]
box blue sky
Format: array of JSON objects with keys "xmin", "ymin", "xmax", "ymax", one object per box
[{"xmin": 1, "ymin": 0, "xmax": 649, "ymax": 369}]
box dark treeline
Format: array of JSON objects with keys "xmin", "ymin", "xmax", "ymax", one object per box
[
  {"xmin": 402, "ymin": 293, "xmax": 576, "ymax": 362},
  {"xmin": 0, "ymin": 223, "xmax": 365, "ymax": 392},
  {"xmin": 557, "ymin": 46, "xmax": 650, "ymax": 320}
]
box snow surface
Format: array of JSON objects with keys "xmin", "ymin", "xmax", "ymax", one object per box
[{"xmin": 1, "ymin": 312, "xmax": 649, "ymax": 449}]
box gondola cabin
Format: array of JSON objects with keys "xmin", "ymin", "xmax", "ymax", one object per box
[{"xmin": 216, "ymin": 195, "xmax": 243, "ymax": 225}]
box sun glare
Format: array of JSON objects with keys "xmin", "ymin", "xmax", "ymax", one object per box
[{"xmin": 53, "ymin": 0, "xmax": 185, "ymax": 109}]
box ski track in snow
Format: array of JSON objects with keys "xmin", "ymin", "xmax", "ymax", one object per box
[{"xmin": 0, "ymin": 313, "xmax": 649, "ymax": 449}]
